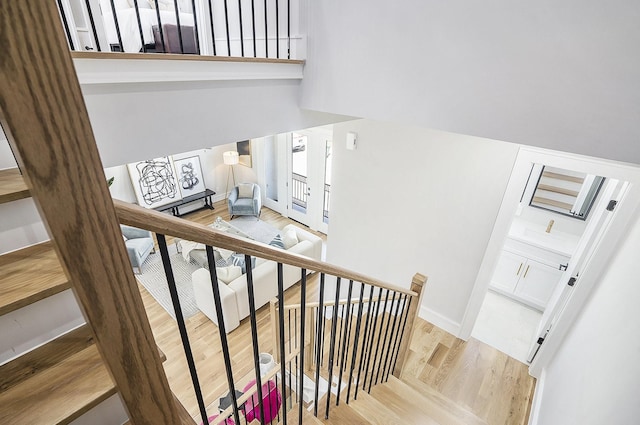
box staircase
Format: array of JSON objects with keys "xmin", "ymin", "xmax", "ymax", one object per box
[{"xmin": 0, "ymin": 169, "xmax": 122, "ymax": 424}]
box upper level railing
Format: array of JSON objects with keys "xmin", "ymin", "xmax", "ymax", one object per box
[{"xmin": 56, "ymin": 0, "xmax": 302, "ymax": 59}]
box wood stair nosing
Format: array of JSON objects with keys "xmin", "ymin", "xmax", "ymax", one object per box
[
  {"xmin": 385, "ymin": 375, "xmax": 488, "ymax": 425},
  {"xmin": 0, "ymin": 168, "xmax": 30, "ymax": 205},
  {"xmin": 0, "ymin": 325, "xmax": 116, "ymax": 425},
  {"xmin": 0, "ymin": 241, "xmax": 70, "ymax": 316},
  {"xmin": 346, "ymin": 388, "xmax": 417, "ymax": 425}
]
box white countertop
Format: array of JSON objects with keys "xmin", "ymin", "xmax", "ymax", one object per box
[{"xmin": 508, "ymin": 218, "xmax": 580, "ymax": 257}]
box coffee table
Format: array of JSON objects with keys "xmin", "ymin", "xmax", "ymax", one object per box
[{"xmin": 176, "ymin": 217, "xmax": 253, "ymax": 268}]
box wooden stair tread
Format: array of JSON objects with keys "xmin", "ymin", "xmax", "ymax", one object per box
[
  {"xmin": 380, "ymin": 375, "xmax": 488, "ymax": 425},
  {"xmin": 347, "ymin": 388, "xmax": 417, "ymax": 425},
  {"xmin": 0, "ymin": 168, "xmax": 30, "ymax": 204},
  {"xmin": 0, "ymin": 241, "xmax": 69, "ymax": 316},
  {"xmin": 316, "ymin": 399, "xmax": 370, "ymax": 424},
  {"xmin": 276, "ymin": 402, "xmax": 323, "ymax": 425},
  {"xmin": 0, "ymin": 328, "xmax": 116, "ymax": 425}
]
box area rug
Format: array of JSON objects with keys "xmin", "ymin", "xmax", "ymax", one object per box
[
  {"xmin": 136, "ymin": 248, "xmax": 200, "ymax": 320},
  {"xmin": 229, "ymin": 216, "xmax": 281, "ymax": 244}
]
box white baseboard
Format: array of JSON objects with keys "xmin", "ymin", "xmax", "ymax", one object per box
[
  {"xmin": 419, "ymin": 305, "xmax": 461, "ymax": 336},
  {"xmin": 527, "ymin": 369, "xmax": 545, "ymax": 425}
]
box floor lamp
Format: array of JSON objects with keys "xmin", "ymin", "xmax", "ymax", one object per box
[{"xmin": 223, "ymin": 151, "xmax": 239, "ymax": 199}]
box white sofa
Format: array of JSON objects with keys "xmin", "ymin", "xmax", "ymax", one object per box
[{"xmin": 192, "ymin": 224, "xmax": 323, "ymax": 332}]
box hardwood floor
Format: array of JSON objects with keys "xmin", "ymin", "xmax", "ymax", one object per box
[{"xmin": 139, "ymin": 200, "xmax": 535, "ymax": 424}]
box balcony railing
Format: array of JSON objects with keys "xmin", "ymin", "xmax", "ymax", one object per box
[
  {"xmin": 56, "ymin": 0, "xmax": 301, "ymax": 59},
  {"xmin": 291, "ymin": 172, "xmax": 307, "ymax": 210}
]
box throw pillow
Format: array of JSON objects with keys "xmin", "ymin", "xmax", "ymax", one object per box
[
  {"xmin": 231, "ymin": 254, "xmax": 257, "ymax": 274},
  {"xmin": 237, "ymin": 183, "xmax": 254, "ymax": 199},
  {"xmin": 269, "ymin": 234, "xmax": 285, "ymax": 250},
  {"xmin": 216, "ymin": 266, "xmax": 242, "ymax": 284},
  {"xmin": 282, "ymin": 228, "xmax": 299, "ymax": 249}
]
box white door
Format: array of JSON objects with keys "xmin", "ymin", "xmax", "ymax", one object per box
[
  {"xmin": 286, "ymin": 128, "xmax": 332, "ymax": 232},
  {"xmin": 527, "ymin": 178, "xmax": 625, "ymax": 362}
]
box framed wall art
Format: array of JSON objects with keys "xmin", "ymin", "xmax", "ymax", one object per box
[
  {"xmin": 127, "ymin": 156, "xmax": 181, "ymax": 208},
  {"xmin": 237, "ymin": 140, "xmax": 252, "ymax": 167},
  {"xmin": 174, "ymin": 155, "xmax": 206, "ymax": 198}
]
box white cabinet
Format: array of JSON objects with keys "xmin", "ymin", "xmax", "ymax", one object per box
[{"xmin": 490, "ymin": 238, "xmax": 569, "ymax": 311}]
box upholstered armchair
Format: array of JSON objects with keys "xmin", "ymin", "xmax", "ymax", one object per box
[
  {"xmin": 228, "ymin": 183, "xmax": 262, "ymax": 219},
  {"xmin": 121, "ymin": 225, "xmax": 155, "ymax": 274}
]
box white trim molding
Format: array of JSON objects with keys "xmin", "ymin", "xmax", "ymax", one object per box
[
  {"xmin": 419, "ymin": 305, "xmax": 461, "ymax": 336},
  {"xmin": 73, "ymin": 56, "xmax": 304, "ymax": 85}
]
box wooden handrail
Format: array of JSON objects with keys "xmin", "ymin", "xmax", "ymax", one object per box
[
  {"xmin": 0, "ymin": 3, "xmax": 191, "ymax": 424},
  {"xmin": 281, "ymin": 293, "xmax": 404, "ymax": 311},
  {"xmin": 115, "ymin": 200, "xmax": 417, "ymax": 297}
]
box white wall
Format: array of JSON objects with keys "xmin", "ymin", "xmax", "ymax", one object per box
[
  {"xmin": 82, "ymin": 79, "xmax": 351, "ymax": 168},
  {"xmin": 326, "ymin": 120, "xmax": 519, "ymax": 332},
  {"xmin": 533, "ymin": 213, "xmax": 640, "ymax": 424},
  {"xmin": 301, "ymin": 0, "xmax": 640, "ymax": 164}
]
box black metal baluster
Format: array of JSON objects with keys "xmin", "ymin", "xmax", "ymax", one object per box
[
  {"xmin": 223, "ymin": 0, "xmax": 231, "ymax": 55},
  {"xmin": 131, "ymin": 0, "xmax": 147, "ymax": 52},
  {"xmin": 346, "ymin": 283, "xmax": 366, "ymax": 403},
  {"xmin": 374, "ymin": 291, "xmax": 396, "ymax": 386},
  {"xmin": 321, "ymin": 305, "xmax": 327, "ymax": 366},
  {"xmin": 388, "ymin": 296, "xmax": 413, "ymax": 381},
  {"xmin": 207, "ymin": 0, "xmax": 217, "ymax": 55},
  {"xmin": 363, "ymin": 288, "xmax": 383, "ymax": 391},
  {"xmin": 298, "ymin": 269, "xmax": 306, "ymax": 424},
  {"xmin": 354, "ymin": 285, "xmax": 375, "ymax": 400},
  {"xmin": 263, "ymin": 0, "xmax": 268, "ymax": 57},
  {"xmin": 368, "ymin": 289, "xmax": 390, "ymax": 392},
  {"xmin": 83, "ymin": 0, "xmax": 101, "ymax": 51},
  {"xmin": 275, "ymin": 0, "xmax": 279, "ymax": 58},
  {"xmin": 324, "ymin": 277, "xmax": 341, "ymax": 419},
  {"xmin": 334, "ymin": 304, "xmax": 345, "ymax": 379},
  {"xmin": 56, "ymin": 0, "xmax": 75, "ymax": 50},
  {"xmin": 380, "ymin": 292, "xmax": 403, "ymax": 383},
  {"xmin": 336, "ymin": 280, "xmax": 354, "ymax": 405},
  {"xmin": 287, "ymin": 0, "xmax": 290, "ymax": 58},
  {"xmin": 276, "ymin": 263, "xmax": 288, "ymax": 425},
  {"xmin": 237, "ymin": 0, "xmax": 245, "ymax": 56},
  {"xmin": 108, "ymin": 0, "xmax": 124, "ymax": 51},
  {"xmin": 153, "ymin": 0, "xmax": 165, "ymax": 52},
  {"xmin": 172, "ymin": 0, "xmax": 184, "ymax": 53},
  {"xmin": 190, "ymin": 0, "xmax": 201, "ymax": 54},
  {"xmin": 204, "ymin": 246, "xmax": 242, "ymax": 425},
  {"xmin": 244, "ymin": 255, "xmax": 265, "ymax": 424},
  {"xmin": 157, "ymin": 235, "xmax": 208, "ymax": 424},
  {"xmin": 251, "ymin": 0, "xmax": 257, "ymax": 56},
  {"xmin": 313, "ymin": 273, "xmax": 325, "ymax": 417}
]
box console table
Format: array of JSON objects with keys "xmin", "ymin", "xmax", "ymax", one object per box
[{"xmin": 154, "ymin": 189, "xmax": 216, "ymax": 217}]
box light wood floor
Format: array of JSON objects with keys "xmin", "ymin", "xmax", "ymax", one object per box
[{"xmin": 138, "ymin": 200, "xmax": 535, "ymax": 424}]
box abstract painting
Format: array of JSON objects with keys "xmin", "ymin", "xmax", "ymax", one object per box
[
  {"xmin": 174, "ymin": 155, "xmax": 206, "ymax": 198},
  {"xmin": 127, "ymin": 156, "xmax": 181, "ymax": 208}
]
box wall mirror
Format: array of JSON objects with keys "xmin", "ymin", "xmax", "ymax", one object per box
[{"xmin": 525, "ymin": 164, "xmax": 605, "ymax": 220}]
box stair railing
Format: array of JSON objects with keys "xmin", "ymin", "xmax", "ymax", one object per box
[
  {"xmin": 270, "ymin": 277, "xmax": 423, "ymax": 420},
  {"xmin": 114, "ymin": 199, "xmax": 424, "ymax": 424}
]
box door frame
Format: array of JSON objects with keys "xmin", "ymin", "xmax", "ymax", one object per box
[
  {"xmin": 285, "ymin": 127, "xmax": 332, "ymax": 232},
  {"xmin": 459, "ymin": 146, "xmax": 640, "ymax": 378}
]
